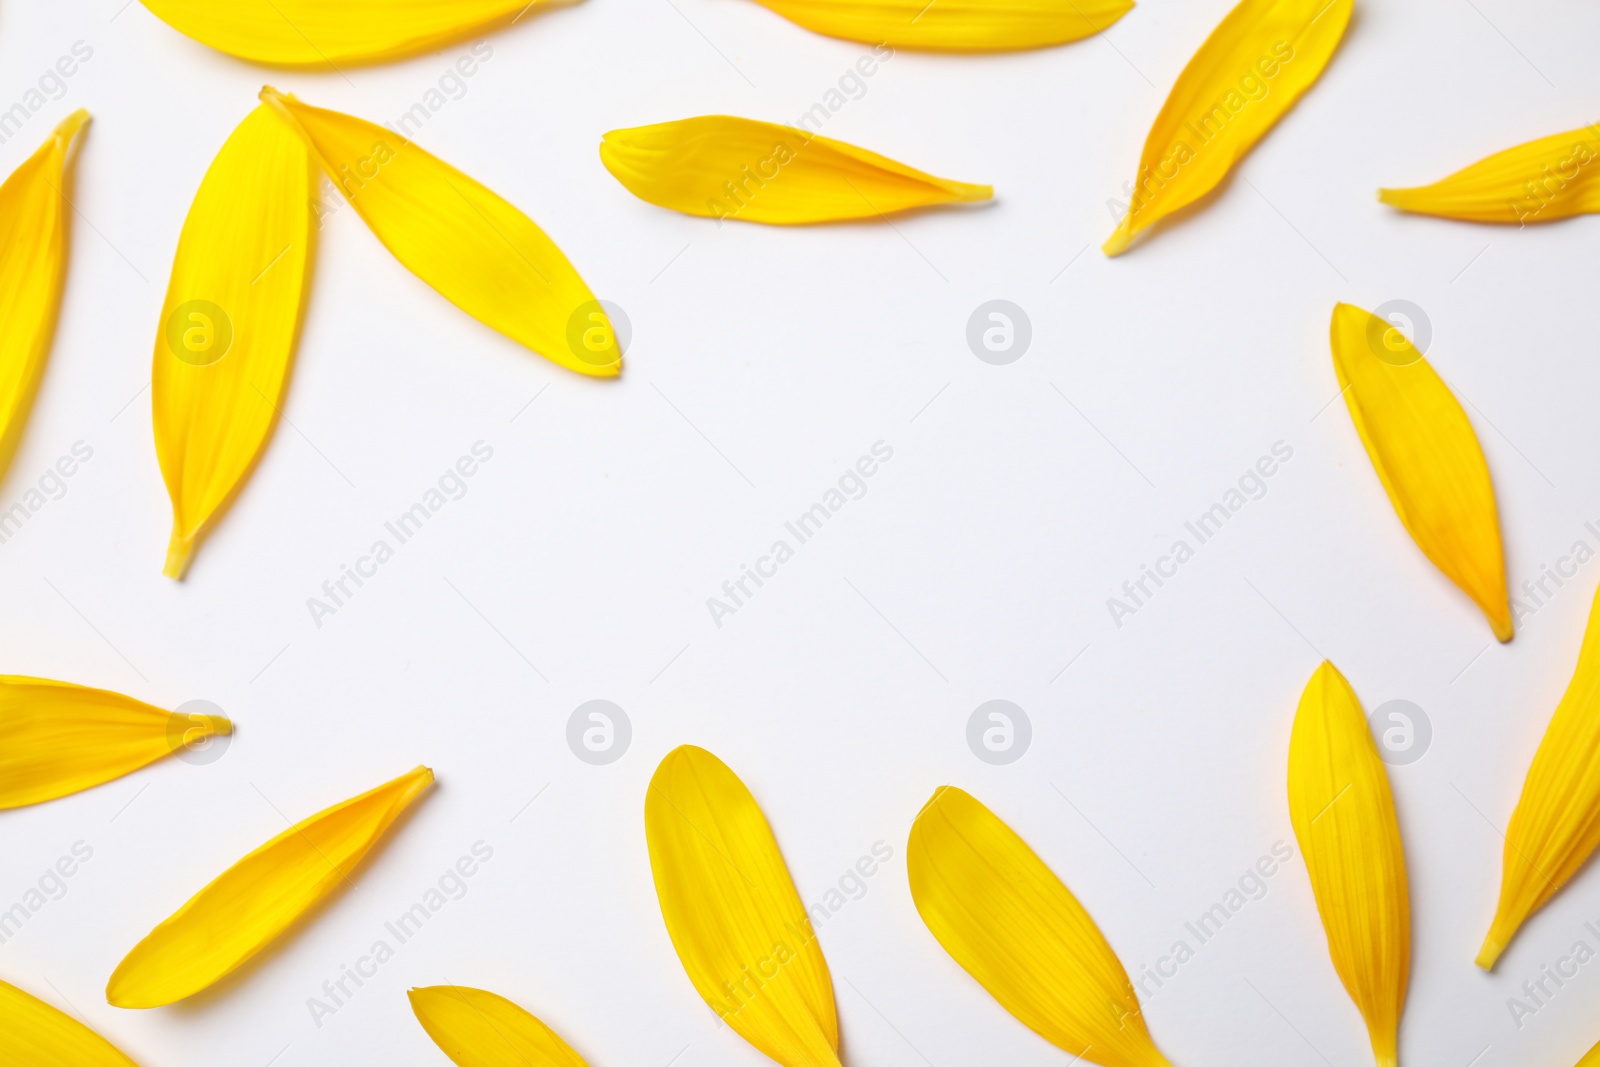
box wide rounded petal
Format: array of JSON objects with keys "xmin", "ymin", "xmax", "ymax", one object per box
[{"xmin": 0, "ymin": 977, "xmax": 142, "ymax": 1065}]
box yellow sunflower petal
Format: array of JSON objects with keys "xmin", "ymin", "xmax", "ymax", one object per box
[
  {"xmin": 0, "ymin": 110, "xmax": 89, "ymax": 479},
  {"xmin": 107, "ymin": 765, "xmax": 433, "ymax": 1008},
  {"xmin": 600, "ymin": 115, "xmax": 992, "ymax": 225},
  {"xmin": 1329, "ymin": 302, "xmax": 1510, "ymax": 641},
  {"xmin": 153, "ymin": 103, "xmax": 313, "ymax": 579},
  {"xmin": 261, "ymin": 87, "xmax": 618, "ymax": 378},
  {"xmin": 1579, "ymin": 1038, "xmax": 1600, "ymax": 1067},
  {"xmin": 1287, "ymin": 662, "xmax": 1410, "ymax": 1067},
  {"xmin": 138, "ymin": 1, "xmax": 526, "ymax": 67},
  {"xmin": 0, "ymin": 976, "xmax": 141, "ymax": 1065},
  {"xmin": 1480, "ymin": 583, "xmax": 1600, "ymax": 969},
  {"xmin": 1103, "ymin": 0, "xmax": 1351, "ymax": 255},
  {"xmin": 906, "ymin": 786, "xmax": 1172, "ymax": 1067},
  {"xmin": 744, "ymin": 0, "xmax": 1130, "ymax": 51},
  {"xmin": 644, "ymin": 745, "xmax": 840, "ymax": 1067},
  {"xmin": 0, "ymin": 675, "xmax": 230, "ymax": 810},
  {"xmin": 409, "ymin": 986, "xmax": 589, "ymax": 1067},
  {"xmin": 1379, "ymin": 126, "xmax": 1600, "ymax": 225}
]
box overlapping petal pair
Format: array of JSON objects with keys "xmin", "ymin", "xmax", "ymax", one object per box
[
  {"xmin": 1380, "ymin": 125, "xmax": 1600, "ymax": 225},
  {"xmin": 744, "ymin": 0, "xmax": 1131, "ymax": 51},
  {"xmin": 157, "ymin": 90, "xmax": 613, "ymax": 576},
  {"xmin": 0, "ymin": 977, "xmax": 141, "ymax": 1065},
  {"xmin": 410, "ymin": 985, "xmax": 589, "ymax": 1066}
]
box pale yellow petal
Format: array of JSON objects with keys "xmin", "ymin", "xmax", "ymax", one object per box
[
  {"xmin": 645, "ymin": 745, "xmax": 840, "ymax": 1067},
  {"xmin": 107, "ymin": 766, "xmax": 433, "ymax": 1007},
  {"xmin": 907, "ymin": 786, "xmax": 1171, "ymax": 1067},
  {"xmin": 1330, "ymin": 302, "xmax": 1510, "ymax": 641},
  {"xmin": 0, "ymin": 977, "xmax": 141, "ymax": 1065},
  {"xmin": 153, "ymin": 103, "xmax": 313, "ymax": 579},
  {"xmin": 601, "ymin": 115, "xmax": 991, "ymax": 225},
  {"xmin": 1379, "ymin": 126, "xmax": 1600, "ymax": 224},
  {"xmin": 0, "ymin": 676, "xmax": 230, "ymax": 810},
  {"xmin": 1287, "ymin": 662, "xmax": 1410, "ymax": 1067},
  {"xmin": 1104, "ymin": 0, "xmax": 1351, "ymax": 255},
  {"xmin": 744, "ymin": 0, "xmax": 1131, "ymax": 52},
  {"xmin": 409, "ymin": 986, "xmax": 589, "ymax": 1067}
]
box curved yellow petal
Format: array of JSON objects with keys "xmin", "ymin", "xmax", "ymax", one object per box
[
  {"xmin": 138, "ymin": 0, "xmax": 528, "ymax": 67},
  {"xmin": 601, "ymin": 115, "xmax": 992, "ymax": 225},
  {"xmin": 906, "ymin": 786, "xmax": 1172, "ymax": 1067},
  {"xmin": 1103, "ymin": 0, "xmax": 1351, "ymax": 255},
  {"xmin": 409, "ymin": 986, "xmax": 589, "ymax": 1067},
  {"xmin": 0, "ymin": 676, "xmax": 230, "ymax": 810},
  {"xmin": 1579, "ymin": 1038, "xmax": 1600, "ymax": 1067},
  {"xmin": 0, "ymin": 976, "xmax": 142, "ymax": 1066},
  {"xmin": 153, "ymin": 103, "xmax": 313, "ymax": 579},
  {"xmin": 1379, "ymin": 126, "xmax": 1600, "ymax": 225},
  {"xmin": 1480, "ymin": 583, "xmax": 1600, "ymax": 969},
  {"xmin": 107, "ymin": 765, "xmax": 433, "ymax": 1007},
  {"xmin": 745, "ymin": 0, "xmax": 1130, "ymax": 51},
  {"xmin": 261, "ymin": 87, "xmax": 618, "ymax": 378},
  {"xmin": 0, "ymin": 110, "xmax": 89, "ymax": 480},
  {"xmin": 644, "ymin": 745, "xmax": 840, "ymax": 1067},
  {"xmin": 1287, "ymin": 662, "xmax": 1410, "ymax": 1067},
  {"xmin": 1329, "ymin": 302, "xmax": 1510, "ymax": 641}
]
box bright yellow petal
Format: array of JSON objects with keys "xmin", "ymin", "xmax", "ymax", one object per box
[
  {"xmin": 409, "ymin": 986, "xmax": 588, "ymax": 1067},
  {"xmin": 1480, "ymin": 583, "xmax": 1600, "ymax": 969},
  {"xmin": 0, "ymin": 110, "xmax": 88, "ymax": 479},
  {"xmin": 600, "ymin": 115, "xmax": 992, "ymax": 225},
  {"xmin": 906, "ymin": 786, "xmax": 1172, "ymax": 1067},
  {"xmin": 1578, "ymin": 1038, "xmax": 1600, "ymax": 1067},
  {"xmin": 1104, "ymin": 0, "xmax": 1351, "ymax": 255},
  {"xmin": 1287, "ymin": 662, "xmax": 1410, "ymax": 1067},
  {"xmin": 261, "ymin": 87, "xmax": 618, "ymax": 378},
  {"xmin": 0, "ymin": 676, "xmax": 230, "ymax": 810},
  {"xmin": 1329, "ymin": 302, "xmax": 1510, "ymax": 641},
  {"xmin": 153, "ymin": 103, "xmax": 313, "ymax": 579},
  {"xmin": 107, "ymin": 766, "xmax": 433, "ymax": 1007},
  {"xmin": 138, "ymin": 0, "xmax": 528, "ymax": 67},
  {"xmin": 644, "ymin": 745, "xmax": 840, "ymax": 1067},
  {"xmin": 0, "ymin": 976, "xmax": 142, "ymax": 1065},
  {"xmin": 1379, "ymin": 126, "xmax": 1600, "ymax": 225},
  {"xmin": 744, "ymin": 0, "xmax": 1130, "ymax": 51}
]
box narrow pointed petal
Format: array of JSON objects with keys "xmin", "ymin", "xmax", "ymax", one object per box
[
  {"xmin": 0, "ymin": 676, "xmax": 230, "ymax": 810},
  {"xmin": 108, "ymin": 766, "xmax": 433, "ymax": 1007},
  {"xmin": 0, "ymin": 110, "xmax": 89, "ymax": 480},
  {"xmin": 744, "ymin": 0, "xmax": 1130, "ymax": 51},
  {"xmin": 1480, "ymin": 583, "xmax": 1600, "ymax": 969},
  {"xmin": 906, "ymin": 786, "xmax": 1172, "ymax": 1067},
  {"xmin": 0, "ymin": 977, "xmax": 141, "ymax": 1065},
  {"xmin": 1288, "ymin": 662, "xmax": 1410, "ymax": 1067},
  {"xmin": 409, "ymin": 986, "xmax": 588, "ymax": 1067},
  {"xmin": 262, "ymin": 88, "xmax": 618, "ymax": 377},
  {"xmin": 645, "ymin": 745, "xmax": 841, "ymax": 1067},
  {"xmin": 1379, "ymin": 127, "xmax": 1600, "ymax": 224},
  {"xmin": 1103, "ymin": 0, "xmax": 1351, "ymax": 255},
  {"xmin": 138, "ymin": 1, "xmax": 530, "ymax": 67},
  {"xmin": 1330, "ymin": 302, "xmax": 1510, "ymax": 641},
  {"xmin": 601, "ymin": 115, "xmax": 991, "ymax": 225},
  {"xmin": 153, "ymin": 103, "xmax": 313, "ymax": 579}
]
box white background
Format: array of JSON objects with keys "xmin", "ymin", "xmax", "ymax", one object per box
[{"xmin": 3, "ymin": 0, "xmax": 1600, "ymax": 1064}]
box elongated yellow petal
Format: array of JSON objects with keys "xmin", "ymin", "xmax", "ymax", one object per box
[
  {"xmin": 409, "ymin": 986, "xmax": 588, "ymax": 1067},
  {"xmin": 1480, "ymin": 583, "xmax": 1600, "ymax": 969},
  {"xmin": 1579, "ymin": 1038, "xmax": 1600, "ymax": 1067},
  {"xmin": 745, "ymin": 0, "xmax": 1130, "ymax": 51},
  {"xmin": 0, "ymin": 110, "xmax": 89, "ymax": 480},
  {"xmin": 601, "ymin": 115, "xmax": 992, "ymax": 226},
  {"xmin": 139, "ymin": 0, "xmax": 526, "ymax": 67},
  {"xmin": 1379, "ymin": 126, "xmax": 1600, "ymax": 225},
  {"xmin": 1287, "ymin": 662, "xmax": 1410, "ymax": 1067},
  {"xmin": 0, "ymin": 676, "xmax": 230, "ymax": 810},
  {"xmin": 1103, "ymin": 0, "xmax": 1351, "ymax": 255},
  {"xmin": 1329, "ymin": 302, "xmax": 1510, "ymax": 641},
  {"xmin": 906, "ymin": 786, "xmax": 1171, "ymax": 1067},
  {"xmin": 154, "ymin": 103, "xmax": 313, "ymax": 579},
  {"xmin": 645, "ymin": 745, "xmax": 840, "ymax": 1067},
  {"xmin": 0, "ymin": 976, "xmax": 141, "ymax": 1066},
  {"xmin": 108, "ymin": 765, "xmax": 433, "ymax": 1007},
  {"xmin": 261, "ymin": 88, "xmax": 618, "ymax": 378}
]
